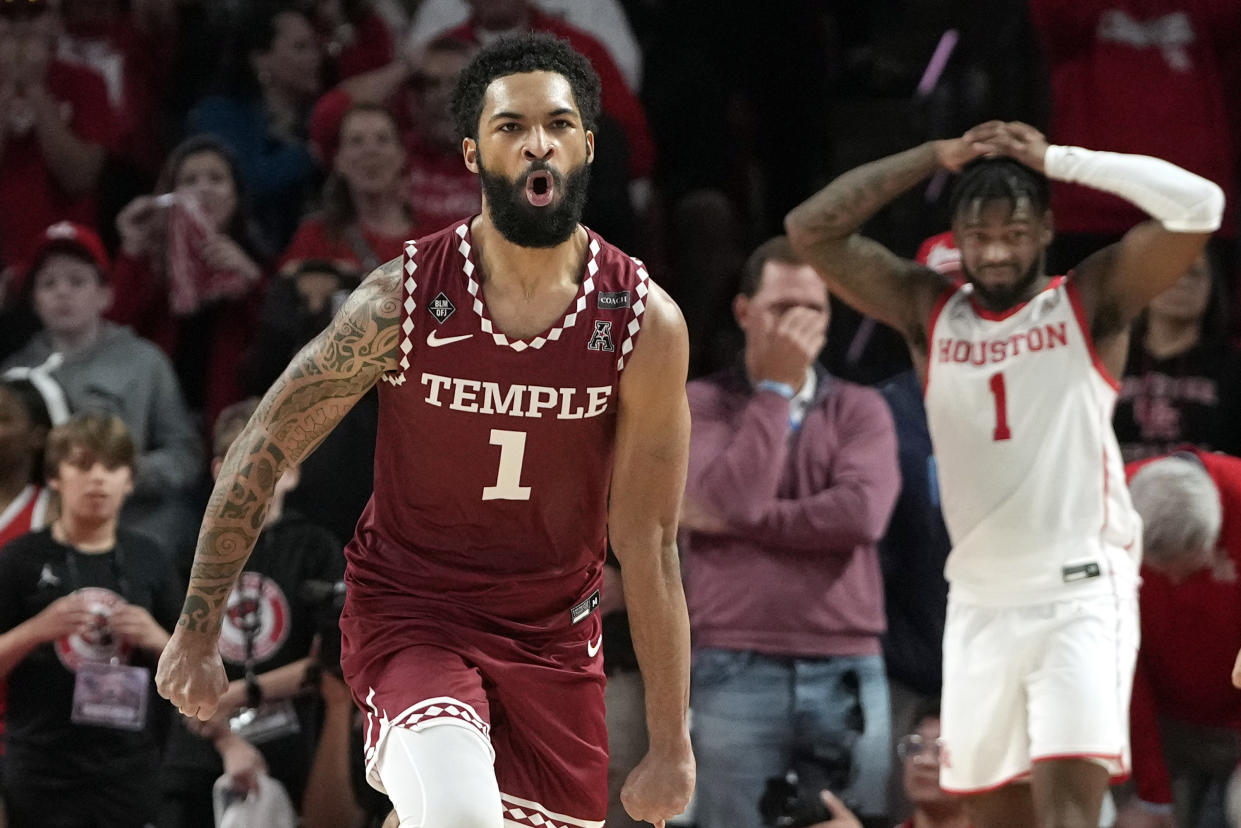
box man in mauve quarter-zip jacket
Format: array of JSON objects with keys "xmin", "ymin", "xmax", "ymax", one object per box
[{"xmin": 680, "ymin": 236, "xmax": 900, "ymax": 828}]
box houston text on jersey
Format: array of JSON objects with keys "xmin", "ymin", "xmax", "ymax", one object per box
[{"xmin": 935, "ymin": 322, "xmax": 1068, "ymax": 367}]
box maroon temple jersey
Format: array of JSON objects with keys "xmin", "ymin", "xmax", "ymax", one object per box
[{"xmin": 345, "ymin": 221, "xmax": 650, "ymax": 632}]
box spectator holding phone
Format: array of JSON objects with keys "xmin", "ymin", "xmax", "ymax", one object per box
[{"xmin": 110, "ymin": 135, "xmax": 267, "ymax": 428}]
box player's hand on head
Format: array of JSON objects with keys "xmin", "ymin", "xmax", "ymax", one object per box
[
  {"xmin": 934, "ymin": 121, "xmax": 1005, "ymax": 172},
  {"xmin": 620, "ymin": 746, "xmax": 695, "ymax": 826},
  {"xmin": 156, "ymin": 630, "xmax": 230, "ymax": 721},
  {"xmin": 987, "ymin": 122, "xmax": 1050, "ymax": 172}
]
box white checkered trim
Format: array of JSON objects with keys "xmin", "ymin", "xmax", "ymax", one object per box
[
  {"xmin": 362, "ymin": 690, "xmax": 493, "ymax": 787},
  {"xmin": 456, "ymin": 223, "xmax": 597, "ymax": 351},
  {"xmin": 501, "ymin": 792, "xmax": 605, "ymax": 828},
  {"xmin": 380, "ymin": 240, "xmax": 419, "ymax": 387},
  {"xmin": 616, "ymin": 257, "xmax": 651, "ymax": 371}
]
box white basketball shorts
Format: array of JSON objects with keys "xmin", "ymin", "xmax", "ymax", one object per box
[{"xmin": 939, "ymin": 591, "xmax": 1138, "ymax": 793}]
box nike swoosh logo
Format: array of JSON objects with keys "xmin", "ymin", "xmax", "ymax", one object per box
[
  {"xmin": 426, "ymin": 330, "xmax": 473, "ymax": 347},
  {"xmin": 587, "ymin": 634, "xmax": 603, "ymax": 658}
]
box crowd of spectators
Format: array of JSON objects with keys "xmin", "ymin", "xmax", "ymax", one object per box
[{"xmin": 1, "ymin": 0, "xmax": 1241, "ymax": 826}]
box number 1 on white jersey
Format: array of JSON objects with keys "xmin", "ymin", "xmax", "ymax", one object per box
[{"xmin": 988, "ymin": 371, "xmax": 1012, "ymax": 441}]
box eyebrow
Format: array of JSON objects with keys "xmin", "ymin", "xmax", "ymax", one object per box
[{"xmin": 488, "ymin": 107, "xmax": 578, "ymax": 122}]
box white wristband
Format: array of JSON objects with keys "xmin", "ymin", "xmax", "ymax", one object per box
[{"xmin": 1044, "ymin": 144, "xmax": 1225, "ymax": 233}]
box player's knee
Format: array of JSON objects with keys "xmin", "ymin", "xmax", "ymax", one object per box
[
  {"xmin": 380, "ymin": 726, "xmax": 503, "ymax": 828},
  {"xmin": 415, "ymin": 792, "xmax": 503, "ymax": 828},
  {"xmin": 1038, "ymin": 802, "xmax": 1099, "ymax": 828}
]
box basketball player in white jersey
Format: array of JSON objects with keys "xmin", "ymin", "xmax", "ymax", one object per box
[{"xmin": 785, "ymin": 121, "xmax": 1223, "ymax": 828}]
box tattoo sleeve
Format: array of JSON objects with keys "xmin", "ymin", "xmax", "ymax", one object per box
[
  {"xmin": 785, "ymin": 143, "xmax": 949, "ymax": 338},
  {"xmin": 176, "ymin": 258, "xmax": 404, "ymax": 635}
]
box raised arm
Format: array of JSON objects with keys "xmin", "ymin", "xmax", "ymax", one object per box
[
  {"xmin": 784, "ymin": 123, "xmax": 1000, "ymax": 342},
  {"xmin": 607, "ymin": 284, "xmax": 695, "ymax": 826},
  {"xmin": 988, "ymin": 123, "xmax": 1224, "ymax": 339},
  {"xmin": 156, "ymin": 256, "xmax": 404, "ymax": 719}
]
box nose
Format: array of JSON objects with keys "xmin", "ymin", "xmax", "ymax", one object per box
[
  {"xmin": 523, "ymin": 126, "xmax": 554, "ymax": 161},
  {"xmin": 980, "ymin": 240, "xmax": 1012, "ymax": 266}
]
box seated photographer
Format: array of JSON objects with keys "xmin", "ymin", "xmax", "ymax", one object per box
[
  {"xmin": 158, "ymin": 399, "xmax": 345, "ymax": 828},
  {"xmin": 808, "ymin": 702, "xmax": 969, "ymax": 828}
]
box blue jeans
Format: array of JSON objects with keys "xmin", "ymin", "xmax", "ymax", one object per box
[{"xmin": 690, "ymin": 649, "xmax": 891, "ymax": 828}]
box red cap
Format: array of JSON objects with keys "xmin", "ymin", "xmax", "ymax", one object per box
[
  {"xmin": 308, "ymin": 87, "xmax": 356, "ymax": 168},
  {"xmin": 915, "ymin": 231, "xmax": 961, "ymax": 280},
  {"xmin": 26, "ymin": 221, "xmax": 111, "ymax": 283}
]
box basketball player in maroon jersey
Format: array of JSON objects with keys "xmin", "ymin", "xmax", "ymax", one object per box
[
  {"xmin": 785, "ymin": 121, "xmax": 1222, "ymax": 828},
  {"xmin": 156, "ymin": 33, "xmax": 694, "ymax": 828}
]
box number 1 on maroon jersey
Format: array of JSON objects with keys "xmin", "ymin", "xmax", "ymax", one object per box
[
  {"xmin": 482, "ymin": 428, "xmax": 533, "ymax": 500},
  {"xmin": 988, "ymin": 371, "xmax": 1012, "ymax": 441}
]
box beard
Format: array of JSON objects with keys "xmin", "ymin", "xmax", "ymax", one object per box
[
  {"xmin": 964, "ymin": 255, "xmax": 1045, "ymax": 310},
  {"xmin": 478, "ymin": 156, "xmax": 591, "ymax": 248}
]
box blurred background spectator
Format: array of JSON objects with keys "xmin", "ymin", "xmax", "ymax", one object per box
[
  {"xmin": 1, "ymin": 221, "xmax": 203, "ymax": 553},
  {"xmin": 681, "ymin": 237, "xmax": 899, "ymax": 827},
  {"xmin": 186, "ymin": 1, "xmax": 324, "ymax": 255},
  {"xmin": 406, "ymin": 0, "xmax": 642, "ymax": 94},
  {"xmin": 0, "ymin": 0, "xmax": 114, "ymax": 277},
  {"xmin": 111, "ymin": 135, "xmax": 268, "ymax": 430},
  {"xmin": 1113, "ymin": 247, "xmax": 1241, "ymax": 462},
  {"xmin": 241, "ymin": 258, "xmax": 376, "ymax": 547},
  {"xmin": 282, "ymin": 102, "xmax": 411, "ymax": 273},
  {"xmin": 1124, "ymin": 451, "xmax": 1241, "ymax": 828},
  {"xmin": 159, "ymin": 399, "xmax": 344, "ymax": 828},
  {"xmin": 0, "ymin": 413, "xmax": 180, "ymax": 828},
  {"xmin": 1031, "ymin": 0, "xmax": 1241, "ymax": 280}
]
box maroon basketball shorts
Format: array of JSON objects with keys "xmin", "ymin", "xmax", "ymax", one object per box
[{"xmin": 341, "ymin": 603, "xmax": 609, "ymax": 826}]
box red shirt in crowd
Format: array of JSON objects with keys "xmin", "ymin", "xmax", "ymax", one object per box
[
  {"xmin": 1125, "ymin": 448, "xmax": 1241, "ymax": 804},
  {"xmin": 0, "ymin": 59, "xmax": 115, "ymax": 274},
  {"xmin": 278, "ymin": 213, "xmax": 412, "ymax": 273},
  {"xmin": 1030, "ymin": 0, "xmax": 1240, "ymax": 237}
]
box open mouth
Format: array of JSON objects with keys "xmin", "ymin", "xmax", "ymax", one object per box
[{"xmin": 525, "ymin": 170, "xmax": 555, "ymax": 207}]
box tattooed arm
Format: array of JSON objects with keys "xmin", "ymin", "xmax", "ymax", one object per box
[
  {"xmin": 156, "ymin": 257, "xmax": 404, "ymax": 719},
  {"xmin": 784, "ymin": 122, "xmax": 1002, "ymax": 347}
]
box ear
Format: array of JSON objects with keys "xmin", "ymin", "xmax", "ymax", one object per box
[
  {"xmin": 463, "ymin": 137, "xmax": 479, "ymax": 174},
  {"xmin": 585, "ymin": 130, "xmax": 595, "ymax": 165},
  {"xmin": 1040, "ymin": 209, "xmax": 1055, "ymax": 249},
  {"xmin": 732, "ymin": 294, "xmax": 750, "ymax": 328},
  {"xmin": 99, "ymin": 282, "xmax": 114, "ymax": 315},
  {"xmin": 210, "ymin": 457, "xmax": 223, "ymax": 480}
]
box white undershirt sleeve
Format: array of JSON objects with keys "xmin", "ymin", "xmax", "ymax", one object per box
[{"xmin": 1044, "ymin": 145, "xmax": 1225, "ymax": 234}]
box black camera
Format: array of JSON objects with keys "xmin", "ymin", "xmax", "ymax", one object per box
[
  {"xmin": 300, "ymin": 579, "xmax": 347, "ymax": 679},
  {"xmin": 759, "ymin": 771, "xmax": 835, "ymax": 828},
  {"xmin": 758, "ymin": 729, "xmax": 857, "ymax": 828}
]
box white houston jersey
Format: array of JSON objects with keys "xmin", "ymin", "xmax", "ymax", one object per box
[{"xmin": 924, "ymin": 276, "xmax": 1141, "ymax": 605}]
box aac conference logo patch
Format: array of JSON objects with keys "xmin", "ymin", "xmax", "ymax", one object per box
[{"xmin": 218, "ymin": 572, "xmax": 291, "ymax": 665}]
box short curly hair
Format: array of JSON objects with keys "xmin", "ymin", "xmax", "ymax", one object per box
[{"xmin": 450, "ymin": 32, "xmax": 601, "ymax": 141}]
